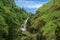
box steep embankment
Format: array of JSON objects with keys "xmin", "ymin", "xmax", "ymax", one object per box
[
  {"xmin": 0, "ymin": 0, "xmax": 29, "ymax": 40},
  {"xmin": 27, "ymin": 0, "xmax": 60, "ymax": 40}
]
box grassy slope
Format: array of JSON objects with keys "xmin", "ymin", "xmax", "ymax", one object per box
[{"xmin": 27, "ymin": 0, "xmax": 60, "ymax": 40}]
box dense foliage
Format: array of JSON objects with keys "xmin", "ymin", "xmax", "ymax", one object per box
[
  {"xmin": 0, "ymin": 0, "xmax": 29, "ymax": 40},
  {"xmin": 0, "ymin": 0, "xmax": 60, "ymax": 40},
  {"xmin": 27, "ymin": 0, "xmax": 60, "ymax": 40}
]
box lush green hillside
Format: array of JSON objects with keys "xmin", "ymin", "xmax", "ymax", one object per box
[
  {"xmin": 27, "ymin": 0, "xmax": 60, "ymax": 40},
  {"xmin": 0, "ymin": 0, "xmax": 29, "ymax": 40},
  {"xmin": 0, "ymin": 0, "xmax": 60, "ymax": 40}
]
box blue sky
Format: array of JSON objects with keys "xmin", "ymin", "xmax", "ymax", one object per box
[{"xmin": 14, "ymin": 0, "xmax": 50, "ymax": 13}]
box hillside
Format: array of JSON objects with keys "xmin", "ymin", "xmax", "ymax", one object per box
[
  {"xmin": 27, "ymin": 0, "xmax": 60, "ymax": 40},
  {"xmin": 0, "ymin": 0, "xmax": 29, "ymax": 40},
  {"xmin": 0, "ymin": 0, "xmax": 60, "ymax": 40}
]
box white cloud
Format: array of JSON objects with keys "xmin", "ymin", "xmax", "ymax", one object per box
[
  {"xmin": 23, "ymin": 4, "xmax": 43, "ymax": 8},
  {"xmin": 15, "ymin": 0, "xmax": 46, "ymax": 9},
  {"xmin": 15, "ymin": 0, "xmax": 49, "ymax": 13},
  {"xmin": 20, "ymin": 1, "xmax": 46, "ymax": 9},
  {"xmin": 22, "ymin": 1, "xmax": 44, "ymax": 9}
]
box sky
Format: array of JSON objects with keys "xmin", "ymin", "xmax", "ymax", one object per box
[{"xmin": 14, "ymin": 0, "xmax": 50, "ymax": 13}]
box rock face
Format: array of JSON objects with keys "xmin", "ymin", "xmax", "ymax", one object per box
[
  {"xmin": 55, "ymin": 26, "xmax": 60, "ymax": 40},
  {"xmin": 27, "ymin": 0, "xmax": 60, "ymax": 40}
]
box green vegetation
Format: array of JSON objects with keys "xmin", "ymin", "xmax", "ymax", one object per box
[
  {"xmin": 27, "ymin": 0, "xmax": 60, "ymax": 40},
  {"xmin": 0, "ymin": 0, "xmax": 60, "ymax": 40},
  {"xmin": 0, "ymin": 0, "xmax": 29, "ymax": 40}
]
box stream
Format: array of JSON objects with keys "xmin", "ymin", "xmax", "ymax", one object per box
[{"xmin": 20, "ymin": 17, "xmax": 29, "ymax": 31}]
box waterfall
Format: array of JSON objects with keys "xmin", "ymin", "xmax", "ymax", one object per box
[{"xmin": 20, "ymin": 17, "xmax": 29, "ymax": 31}]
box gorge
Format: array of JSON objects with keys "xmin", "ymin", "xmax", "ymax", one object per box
[{"xmin": 0, "ymin": 0, "xmax": 60, "ymax": 40}]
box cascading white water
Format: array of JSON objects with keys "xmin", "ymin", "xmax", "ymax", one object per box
[{"xmin": 20, "ymin": 17, "xmax": 29, "ymax": 31}]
